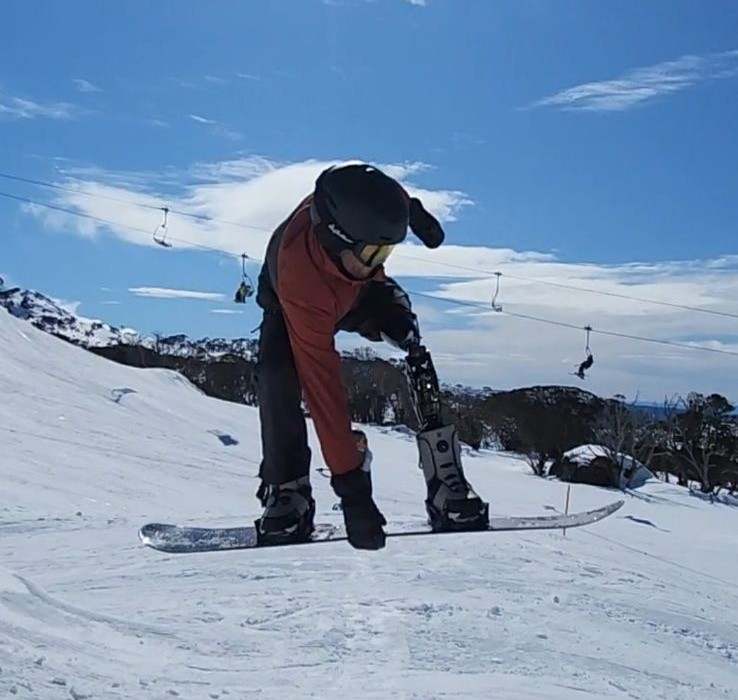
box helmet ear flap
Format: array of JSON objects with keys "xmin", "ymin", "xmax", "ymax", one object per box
[{"xmin": 409, "ymin": 197, "xmax": 445, "ymax": 249}]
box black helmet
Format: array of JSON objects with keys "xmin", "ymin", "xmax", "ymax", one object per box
[
  {"xmin": 313, "ymin": 164, "xmax": 409, "ymax": 247},
  {"xmin": 312, "ymin": 163, "xmax": 445, "ymax": 267}
]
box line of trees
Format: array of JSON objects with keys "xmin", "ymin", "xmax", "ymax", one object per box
[
  {"xmin": 654, "ymin": 393, "xmax": 738, "ymax": 494},
  {"xmin": 94, "ymin": 337, "xmax": 738, "ymax": 496},
  {"xmin": 526, "ymin": 392, "xmax": 738, "ymax": 496}
]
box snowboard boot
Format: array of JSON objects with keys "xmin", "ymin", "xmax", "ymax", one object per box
[
  {"xmin": 417, "ymin": 424, "xmax": 489, "ymax": 532},
  {"xmin": 255, "ymin": 476, "xmax": 315, "ymax": 546}
]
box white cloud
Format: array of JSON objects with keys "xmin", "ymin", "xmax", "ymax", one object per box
[
  {"xmin": 0, "ymin": 91, "xmax": 81, "ymax": 120},
  {"xmin": 73, "ymin": 78, "xmax": 102, "ymax": 93},
  {"xmin": 236, "ymin": 73, "xmax": 261, "ymax": 81},
  {"xmin": 129, "ymin": 287, "xmax": 226, "ymax": 301},
  {"xmin": 211, "ymin": 308, "xmax": 244, "ymax": 315},
  {"xmin": 21, "ymin": 155, "xmax": 473, "ymax": 279},
  {"xmin": 405, "ymin": 0, "xmax": 427, "ymax": 5},
  {"xmin": 146, "ymin": 118, "xmax": 169, "ymax": 128},
  {"xmin": 532, "ymin": 48, "xmax": 738, "ymax": 112}
]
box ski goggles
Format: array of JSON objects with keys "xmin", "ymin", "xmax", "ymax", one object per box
[
  {"xmin": 354, "ymin": 242, "xmax": 396, "ymax": 267},
  {"xmin": 316, "ymin": 216, "xmax": 397, "ymax": 268}
]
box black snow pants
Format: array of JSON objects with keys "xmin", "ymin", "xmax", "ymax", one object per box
[{"xmin": 255, "ymin": 266, "xmax": 419, "ymax": 486}]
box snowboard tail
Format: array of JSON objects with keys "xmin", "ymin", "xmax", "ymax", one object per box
[{"xmin": 139, "ymin": 500, "xmax": 623, "ymax": 554}]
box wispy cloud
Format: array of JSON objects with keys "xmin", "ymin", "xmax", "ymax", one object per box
[
  {"xmin": 188, "ymin": 156, "xmax": 278, "ymax": 182},
  {"xmin": 204, "ymin": 75, "xmax": 229, "ymax": 86},
  {"xmin": 189, "ymin": 113, "xmax": 217, "ymax": 125},
  {"xmin": 188, "ymin": 113, "xmax": 242, "ymax": 140},
  {"xmin": 211, "ymin": 308, "xmax": 244, "ymax": 315},
  {"xmin": 146, "ymin": 118, "xmax": 170, "ymax": 128},
  {"xmin": 174, "ymin": 74, "xmax": 250, "ymax": 88},
  {"xmin": 405, "ymin": 0, "xmax": 428, "ymax": 6},
  {"xmin": 129, "ymin": 287, "xmax": 226, "ymax": 301},
  {"xmin": 55, "ymin": 162, "xmax": 186, "ymax": 190},
  {"xmin": 171, "ymin": 78, "xmax": 198, "ymax": 89},
  {"xmin": 532, "ymin": 48, "xmax": 738, "ymax": 112},
  {"xmin": 212, "ymin": 125, "xmax": 243, "ymax": 141},
  {"xmin": 72, "ymin": 78, "xmax": 102, "ymax": 93},
  {"xmin": 0, "ymin": 91, "xmax": 82, "ymax": 120}
]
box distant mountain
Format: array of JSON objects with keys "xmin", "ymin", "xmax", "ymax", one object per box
[
  {"xmin": 0, "ymin": 288, "xmax": 257, "ymax": 360},
  {"xmin": 0, "ymin": 287, "xmax": 140, "ymax": 348}
]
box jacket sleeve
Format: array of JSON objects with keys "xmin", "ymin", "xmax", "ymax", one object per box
[{"xmin": 278, "ymin": 272, "xmax": 361, "ymax": 476}]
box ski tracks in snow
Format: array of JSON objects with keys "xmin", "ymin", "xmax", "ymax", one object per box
[{"xmin": 14, "ymin": 573, "xmax": 174, "ymax": 637}]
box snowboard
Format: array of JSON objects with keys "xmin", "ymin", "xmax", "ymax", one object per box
[{"xmin": 139, "ymin": 500, "xmax": 623, "ymax": 554}]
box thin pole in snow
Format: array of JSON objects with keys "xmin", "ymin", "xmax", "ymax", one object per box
[{"xmin": 563, "ymin": 484, "xmax": 572, "ymax": 537}]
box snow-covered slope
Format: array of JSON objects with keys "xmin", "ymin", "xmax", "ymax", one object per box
[{"xmin": 1, "ymin": 307, "xmax": 736, "ymax": 700}]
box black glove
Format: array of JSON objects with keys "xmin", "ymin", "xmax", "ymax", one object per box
[{"xmin": 331, "ymin": 468, "xmax": 387, "ymax": 550}]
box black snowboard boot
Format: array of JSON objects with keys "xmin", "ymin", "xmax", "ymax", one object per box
[
  {"xmin": 417, "ymin": 424, "xmax": 489, "ymax": 532},
  {"xmin": 255, "ymin": 476, "xmax": 315, "ymax": 546}
]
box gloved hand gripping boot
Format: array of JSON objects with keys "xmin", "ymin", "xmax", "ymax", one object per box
[{"xmin": 331, "ymin": 467, "xmax": 386, "ymax": 550}]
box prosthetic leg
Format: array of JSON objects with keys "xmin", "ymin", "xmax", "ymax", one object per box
[{"xmin": 405, "ymin": 344, "xmax": 489, "ymax": 532}]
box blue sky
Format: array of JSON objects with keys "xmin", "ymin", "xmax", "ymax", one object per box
[{"xmin": 2, "ymin": 0, "xmax": 738, "ymax": 400}]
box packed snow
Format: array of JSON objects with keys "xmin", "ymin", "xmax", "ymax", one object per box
[{"xmin": 1, "ymin": 307, "xmax": 736, "ymax": 699}]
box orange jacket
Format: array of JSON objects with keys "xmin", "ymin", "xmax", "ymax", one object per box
[{"xmin": 274, "ymin": 196, "xmax": 384, "ymax": 475}]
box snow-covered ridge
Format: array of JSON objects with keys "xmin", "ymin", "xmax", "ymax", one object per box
[
  {"xmin": 0, "ymin": 288, "xmax": 257, "ymax": 359},
  {"xmin": 0, "ymin": 287, "xmax": 140, "ymax": 348}
]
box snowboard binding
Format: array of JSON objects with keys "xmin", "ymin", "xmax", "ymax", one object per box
[
  {"xmin": 254, "ymin": 478, "xmax": 316, "ymax": 546},
  {"xmin": 405, "ymin": 344, "xmax": 489, "ymax": 532},
  {"xmin": 417, "ymin": 424, "xmax": 489, "ymax": 532}
]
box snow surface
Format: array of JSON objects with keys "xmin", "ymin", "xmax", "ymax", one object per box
[{"xmin": 1, "ymin": 307, "xmax": 737, "ymax": 699}]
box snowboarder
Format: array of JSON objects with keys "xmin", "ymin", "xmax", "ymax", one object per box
[{"xmin": 254, "ymin": 163, "xmax": 488, "ymax": 550}]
